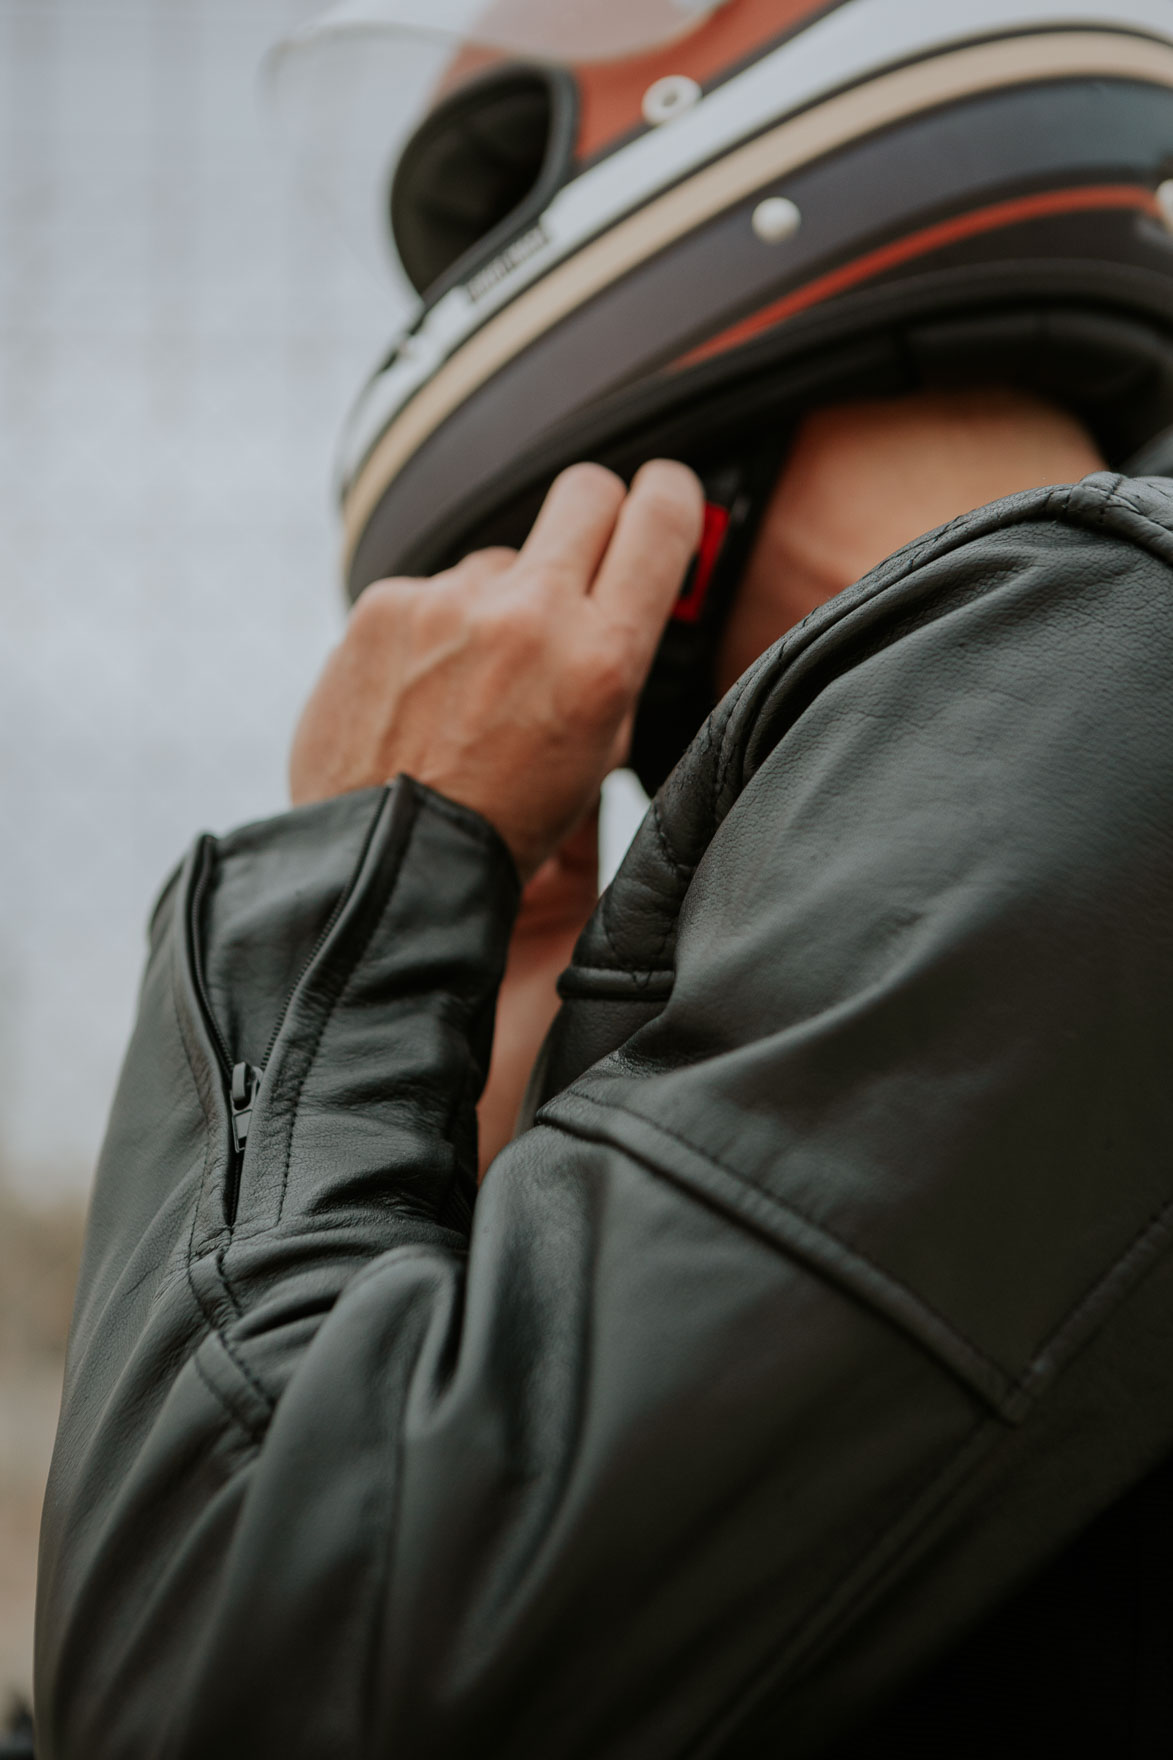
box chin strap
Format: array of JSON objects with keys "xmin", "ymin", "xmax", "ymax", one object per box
[
  {"xmin": 672, "ymin": 499, "xmax": 734, "ymax": 626},
  {"xmin": 629, "ymin": 437, "xmax": 789, "ymax": 795}
]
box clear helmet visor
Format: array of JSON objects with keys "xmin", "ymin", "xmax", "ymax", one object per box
[{"xmin": 264, "ymin": 0, "xmax": 728, "ymax": 289}]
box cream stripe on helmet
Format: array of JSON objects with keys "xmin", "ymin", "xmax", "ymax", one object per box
[{"xmin": 342, "ymin": 28, "xmax": 1173, "ymax": 568}]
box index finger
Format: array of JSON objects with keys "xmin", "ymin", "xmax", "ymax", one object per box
[
  {"xmin": 591, "ymin": 460, "xmax": 704, "ymax": 661},
  {"xmin": 518, "ymin": 462, "xmax": 627, "ymax": 591}
]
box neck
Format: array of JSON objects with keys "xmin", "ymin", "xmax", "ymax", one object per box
[{"xmin": 716, "ymin": 389, "xmax": 1106, "ymax": 695}]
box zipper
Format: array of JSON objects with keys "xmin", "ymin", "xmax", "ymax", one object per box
[
  {"xmin": 230, "ymin": 1061, "xmax": 263, "ymax": 1153},
  {"xmin": 187, "ymin": 840, "xmax": 266, "ymax": 1228},
  {"xmin": 185, "ymin": 812, "xmax": 378, "ymax": 1227},
  {"xmin": 224, "ymin": 1061, "xmax": 263, "ymax": 1227}
]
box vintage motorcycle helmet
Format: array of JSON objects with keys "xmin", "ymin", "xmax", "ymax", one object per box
[{"xmin": 270, "ymin": 0, "xmax": 1173, "ymax": 790}]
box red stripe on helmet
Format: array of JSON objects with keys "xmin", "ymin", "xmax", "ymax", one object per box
[{"xmin": 675, "ymin": 184, "xmax": 1163, "ymax": 370}]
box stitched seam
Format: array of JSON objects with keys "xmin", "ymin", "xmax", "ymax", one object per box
[
  {"xmin": 170, "ymin": 862, "xmax": 277, "ymax": 1417},
  {"xmin": 218, "ymin": 789, "xmax": 401, "ymax": 1249},
  {"xmin": 275, "ymin": 958, "xmax": 357, "ymax": 1229},
  {"xmin": 692, "ymin": 1125, "xmax": 1173, "ymax": 1751},
  {"xmin": 563, "ymin": 1088, "xmax": 1173, "ymax": 1412},
  {"xmin": 1095, "ymin": 482, "xmax": 1173, "ymax": 552},
  {"xmin": 190, "ymin": 1340, "xmax": 267, "ymax": 1448},
  {"xmin": 168, "ymin": 926, "xmax": 256, "ymax": 1417},
  {"xmin": 687, "ymin": 1416, "xmax": 996, "ymax": 1759},
  {"xmin": 164, "ymin": 899, "xmax": 272, "ymax": 1439},
  {"xmin": 171, "ymin": 960, "xmax": 222, "ymax": 1255},
  {"xmin": 189, "ymin": 1233, "xmax": 473, "ymax": 1445},
  {"xmin": 266, "ymin": 773, "xmax": 509, "ymax": 1227},
  {"xmin": 598, "ymin": 877, "xmax": 625, "ymax": 968},
  {"xmin": 597, "ymin": 799, "xmax": 693, "ymax": 984},
  {"xmin": 182, "ymin": 1248, "xmax": 276, "ymax": 1430},
  {"xmin": 357, "ymin": 1246, "xmax": 464, "ymax": 1743},
  {"xmin": 1097, "ymin": 476, "xmax": 1115, "ymax": 534},
  {"xmin": 648, "ymin": 795, "xmax": 692, "ymax": 885},
  {"xmin": 643, "ymin": 808, "xmax": 690, "ymax": 980},
  {"xmin": 620, "ymin": 483, "xmax": 1154, "ymax": 982},
  {"xmin": 1109, "ymin": 489, "xmax": 1155, "ymax": 522},
  {"xmin": 214, "ymin": 1242, "xmax": 246, "ymax": 1323},
  {"xmin": 643, "ymin": 926, "xmax": 677, "ymax": 987},
  {"xmin": 557, "ymin": 1096, "xmax": 1013, "ymax": 1389},
  {"xmin": 1023, "ymin": 1184, "xmax": 1173, "ymax": 1386},
  {"xmin": 274, "ymin": 804, "xmax": 416, "ymax": 1227},
  {"xmin": 560, "ymin": 967, "xmax": 674, "ymax": 991},
  {"xmin": 174, "ymin": 842, "xmax": 236, "ymax": 1256},
  {"xmin": 174, "ymin": 988, "xmax": 218, "ymax": 1294},
  {"xmin": 707, "ymin": 500, "xmax": 1036, "ymax": 814},
  {"xmin": 714, "ymin": 664, "xmax": 761, "ymax": 806},
  {"xmin": 419, "ymin": 784, "xmax": 517, "ymax": 869}
]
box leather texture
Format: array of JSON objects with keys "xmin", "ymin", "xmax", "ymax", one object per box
[{"xmin": 35, "ymin": 473, "xmax": 1173, "ymax": 1757}]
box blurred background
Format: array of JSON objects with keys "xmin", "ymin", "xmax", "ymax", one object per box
[
  {"xmin": 0, "ymin": 0, "xmax": 650, "ymax": 1717},
  {"xmin": 0, "ymin": 0, "xmax": 397, "ymax": 1713}
]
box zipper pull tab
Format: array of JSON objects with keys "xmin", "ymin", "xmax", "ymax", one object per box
[{"xmin": 230, "ymin": 1062, "xmax": 262, "ymax": 1154}]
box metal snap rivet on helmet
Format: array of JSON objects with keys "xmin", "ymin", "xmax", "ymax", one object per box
[
  {"xmin": 642, "ymin": 75, "xmax": 702, "ymax": 126},
  {"xmin": 751, "ymin": 196, "xmax": 802, "ymax": 243},
  {"xmin": 1157, "ymin": 180, "xmax": 1173, "ymax": 233}
]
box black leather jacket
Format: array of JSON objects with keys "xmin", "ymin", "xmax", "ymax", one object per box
[{"xmin": 35, "ymin": 474, "xmax": 1173, "ymax": 1757}]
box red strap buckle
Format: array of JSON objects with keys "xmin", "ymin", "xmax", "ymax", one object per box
[{"xmin": 672, "ymin": 501, "xmax": 730, "ymax": 625}]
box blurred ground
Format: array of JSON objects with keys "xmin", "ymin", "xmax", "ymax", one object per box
[{"xmin": 0, "ymin": 1185, "xmax": 84, "ymax": 1707}]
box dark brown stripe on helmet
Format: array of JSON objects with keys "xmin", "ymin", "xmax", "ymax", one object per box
[{"xmin": 677, "ymin": 186, "xmax": 1163, "ymax": 371}]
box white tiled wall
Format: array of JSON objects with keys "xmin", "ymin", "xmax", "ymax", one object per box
[{"xmin": 0, "ymin": 0, "xmax": 398, "ymax": 1193}]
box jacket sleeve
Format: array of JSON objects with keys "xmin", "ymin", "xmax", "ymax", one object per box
[{"xmin": 35, "ymin": 474, "xmax": 1173, "ymax": 1759}]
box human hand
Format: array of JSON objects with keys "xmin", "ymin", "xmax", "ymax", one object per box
[{"xmin": 290, "ymin": 461, "xmax": 703, "ymax": 880}]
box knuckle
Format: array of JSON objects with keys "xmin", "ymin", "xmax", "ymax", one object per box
[
  {"xmin": 593, "ymin": 654, "xmax": 635, "ymax": 713},
  {"xmin": 454, "ymin": 545, "xmax": 517, "ymax": 582},
  {"xmin": 567, "ymin": 643, "xmax": 632, "ymax": 715},
  {"xmin": 517, "ymin": 605, "xmax": 555, "ymax": 655},
  {"xmin": 529, "ymin": 556, "xmax": 580, "ymax": 595},
  {"xmin": 349, "ymin": 577, "xmax": 412, "ymax": 635},
  {"xmin": 476, "ymin": 591, "xmax": 545, "ymax": 648},
  {"xmin": 475, "ymin": 545, "xmax": 519, "ymax": 570}
]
